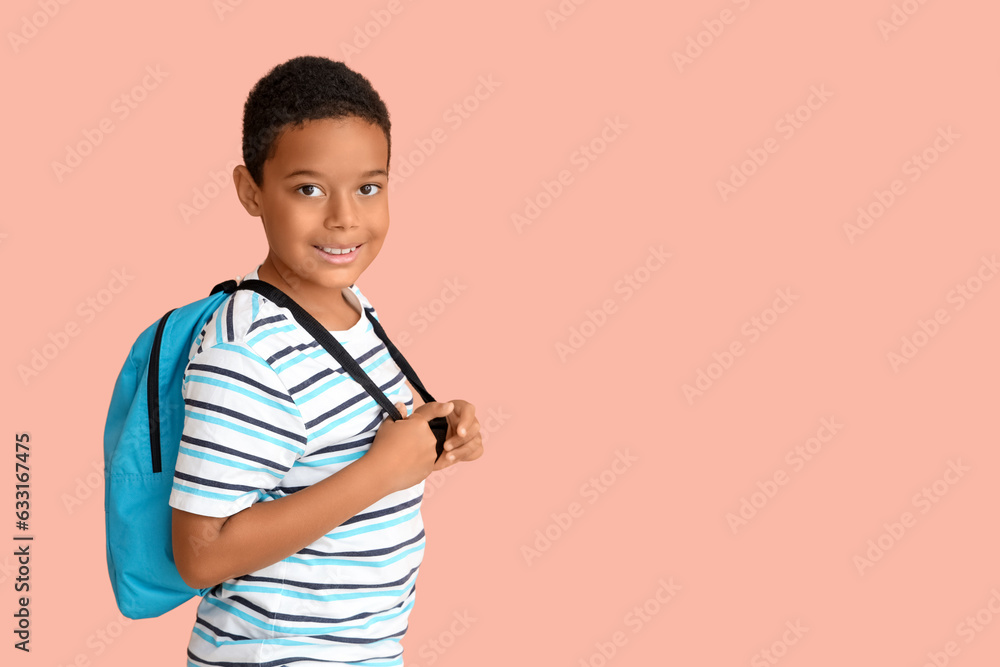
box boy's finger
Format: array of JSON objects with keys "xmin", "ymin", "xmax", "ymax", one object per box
[
  {"xmin": 444, "ymin": 420, "xmax": 480, "ymax": 451},
  {"xmin": 451, "ymin": 401, "xmax": 475, "ymax": 437},
  {"xmin": 441, "ymin": 434, "xmax": 483, "ymax": 463}
]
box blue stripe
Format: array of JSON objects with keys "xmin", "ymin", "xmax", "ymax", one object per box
[
  {"xmin": 283, "ymin": 543, "xmax": 424, "ymax": 568},
  {"xmin": 172, "ymin": 481, "xmax": 244, "ymax": 502},
  {"xmin": 251, "ymin": 292, "xmax": 258, "ymax": 321},
  {"xmin": 297, "ymin": 372, "xmax": 354, "ymax": 404},
  {"xmin": 308, "ymin": 401, "xmax": 379, "ymax": 441},
  {"xmin": 186, "ymin": 376, "xmax": 301, "ymax": 416},
  {"xmin": 177, "ymin": 445, "xmax": 279, "ymax": 475},
  {"xmin": 280, "ymin": 349, "xmax": 391, "ymax": 396},
  {"xmin": 273, "ymin": 346, "xmax": 328, "ymax": 374},
  {"xmin": 211, "ymin": 341, "xmax": 274, "ymax": 369},
  {"xmin": 192, "ymin": 626, "xmax": 315, "ymax": 648},
  {"xmin": 247, "ymin": 323, "xmax": 298, "ymax": 346},
  {"xmin": 185, "ymin": 410, "xmax": 304, "ymax": 455},
  {"xmin": 331, "ymin": 507, "xmax": 421, "ymax": 539},
  {"xmin": 295, "ymin": 450, "xmax": 366, "ymax": 468},
  {"xmin": 218, "ymin": 584, "xmax": 414, "ymax": 607},
  {"xmin": 215, "ymin": 302, "xmax": 224, "ymax": 342},
  {"xmin": 204, "ymin": 595, "xmax": 414, "ymax": 634}
]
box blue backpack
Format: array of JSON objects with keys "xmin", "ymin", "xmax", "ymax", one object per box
[
  {"xmin": 104, "ymin": 277, "xmax": 447, "ymax": 619},
  {"xmin": 103, "ymin": 278, "xmax": 239, "ymax": 619}
]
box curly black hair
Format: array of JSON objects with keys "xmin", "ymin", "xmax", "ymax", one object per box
[{"xmin": 241, "ymin": 55, "xmax": 391, "ymax": 186}]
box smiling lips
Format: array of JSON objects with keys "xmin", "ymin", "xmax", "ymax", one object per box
[{"xmin": 315, "ymin": 243, "xmax": 361, "ymax": 264}]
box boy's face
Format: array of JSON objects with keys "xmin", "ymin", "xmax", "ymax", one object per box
[{"xmin": 234, "ymin": 115, "xmax": 389, "ymax": 307}]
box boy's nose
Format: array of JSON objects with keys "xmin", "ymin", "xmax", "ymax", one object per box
[{"xmin": 323, "ymin": 195, "xmax": 359, "ymax": 228}]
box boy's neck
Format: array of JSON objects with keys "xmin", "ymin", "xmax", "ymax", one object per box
[{"xmin": 256, "ymin": 261, "xmax": 359, "ymax": 331}]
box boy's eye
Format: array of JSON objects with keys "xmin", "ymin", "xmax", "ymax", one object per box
[
  {"xmin": 297, "ymin": 184, "xmax": 323, "ymax": 197},
  {"xmin": 296, "ymin": 184, "xmax": 381, "ymax": 197}
]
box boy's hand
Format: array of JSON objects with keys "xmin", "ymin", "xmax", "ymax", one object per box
[
  {"xmin": 432, "ymin": 399, "xmax": 484, "ymax": 471},
  {"xmin": 366, "ymin": 401, "xmax": 455, "ymax": 493}
]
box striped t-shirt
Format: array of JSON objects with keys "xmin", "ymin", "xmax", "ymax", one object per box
[{"xmin": 168, "ymin": 265, "xmax": 425, "ymax": 667}]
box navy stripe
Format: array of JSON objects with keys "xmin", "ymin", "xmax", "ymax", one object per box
[
  {"xmin": 225, "ymin": 295, "xmax": 235, "ymax": 342},
  {"xmin": 239, "ymin": 555, "xmax": 422, "ymax": 590},
  {"xmin": 287, "ymin": 367, "xmax": 338, "ymax": 394},
  {"xmin": 225, "ymin": 591, "xmax": 410, "ymax": 625},
  {"xmin": 337, "ymin": 496, "xmax": 422, "ymax": 528},
  {"xmin": 307, "ymin": 434, "xmax": 373, "ymax": 458},
  {"xmin": 275, "ymin": 341, "xmax": 384, "ymax": 382},
  {"xmin": 305, "ymin": 390, "xmax": 374, "ymax": 430},
  {"xmin": 355, "ymin": 411, "xmax": 387, "ymax": 435},
  {"xmin": 247, "ymin": 313, "xmax": 287, "ymax": 334},
  {"xmin": 185, "ymin": 398, "xmax": 307, "ymax": 445},
  {"xmin": 187, "ymin": 362, "xmax": 297, "ymax": 405},
  {"xmin": 299, "ymin": 529, "xmax": 425, "ymax": 558},
  {"xmin": 188, "ymin": 645, "xmax": 403, "ymax": 666},
  {"xmin": 174, "ymin": 471, "xmax": 264, "ymax": 493},
  {"xmin": 267, "ymin": 340, "xmax": 322, "ymax": 365},
  {"xmin": 305, "ymin": 371, "xmax": 403, "ymax": 431},
  {"xmin": 194, "ymin": 617, "xmax": 252, "ymax": 642},
  {"xmin": 180, "ymin": 435, "xmax": 290, "ymax": 472}
]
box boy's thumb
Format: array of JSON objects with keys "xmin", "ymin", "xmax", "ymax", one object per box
[{"xmin": 412, "ymin": 401, "xmax": 454, "ymax": 421}]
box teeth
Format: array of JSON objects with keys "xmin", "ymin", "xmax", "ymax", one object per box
[{"xmin": 319, "ymin": 245, "xmax": 357, "ymax": 255}]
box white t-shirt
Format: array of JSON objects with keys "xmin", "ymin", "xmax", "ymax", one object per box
[{"xmin": 168, "ymin": 264, "xmax": 423, "ymax": 666}]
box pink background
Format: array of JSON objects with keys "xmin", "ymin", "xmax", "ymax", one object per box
[{"xmin": 4, "ymin": 1, "xmax": 999, "ymax": 665}]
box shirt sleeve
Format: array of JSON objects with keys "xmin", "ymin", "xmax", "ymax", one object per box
[{"xmin": 168, "ymin": 339, "xmax": 307, "ymax": 518}]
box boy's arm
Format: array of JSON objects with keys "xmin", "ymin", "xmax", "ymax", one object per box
[
  {"xmin": 170, "ymin": 336, "xmax": 444, "ymax": 589},
  {"xmin": 173, "ymin": 454, "xmax": 391, "ymax": 589},
  {"xmin": 172, "ymin": 395, "xmax": 452, "ymax": 590}
]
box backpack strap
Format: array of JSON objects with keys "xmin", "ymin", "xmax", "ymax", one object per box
[
  {"xmin": 211, "ymin": 279, "xmax": 240, "ymax": 295},
  {"xmin": 222, "ymin": 278, "xmax": 448, "ymax": 460},
  {"xmin": 232, "ymin": 279, "xmax": 434, "ymax": 423}
]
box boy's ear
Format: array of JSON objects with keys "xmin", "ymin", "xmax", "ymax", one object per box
[{"xmin": 233, "ymin": 165, "xmax": 263, "ymax": 217}]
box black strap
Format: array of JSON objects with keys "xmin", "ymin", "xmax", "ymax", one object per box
[{"xmin": 226, "ymin": 279, "xmax": 437, "ymax": 424}]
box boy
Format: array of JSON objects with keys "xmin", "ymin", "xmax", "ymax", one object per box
[{"xmin": 168, "ymin": 55, "xmax": 484, "ymax": 666}]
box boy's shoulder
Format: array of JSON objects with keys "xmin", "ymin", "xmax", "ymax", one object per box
[{"xmin": 190, "ymin": 282, "xmax": 379, "ymax": 363}]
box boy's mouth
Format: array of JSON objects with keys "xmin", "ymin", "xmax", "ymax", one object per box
[{"xmin": 314, "ymin": 243, "xmax": 362, "ymax": 264}]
